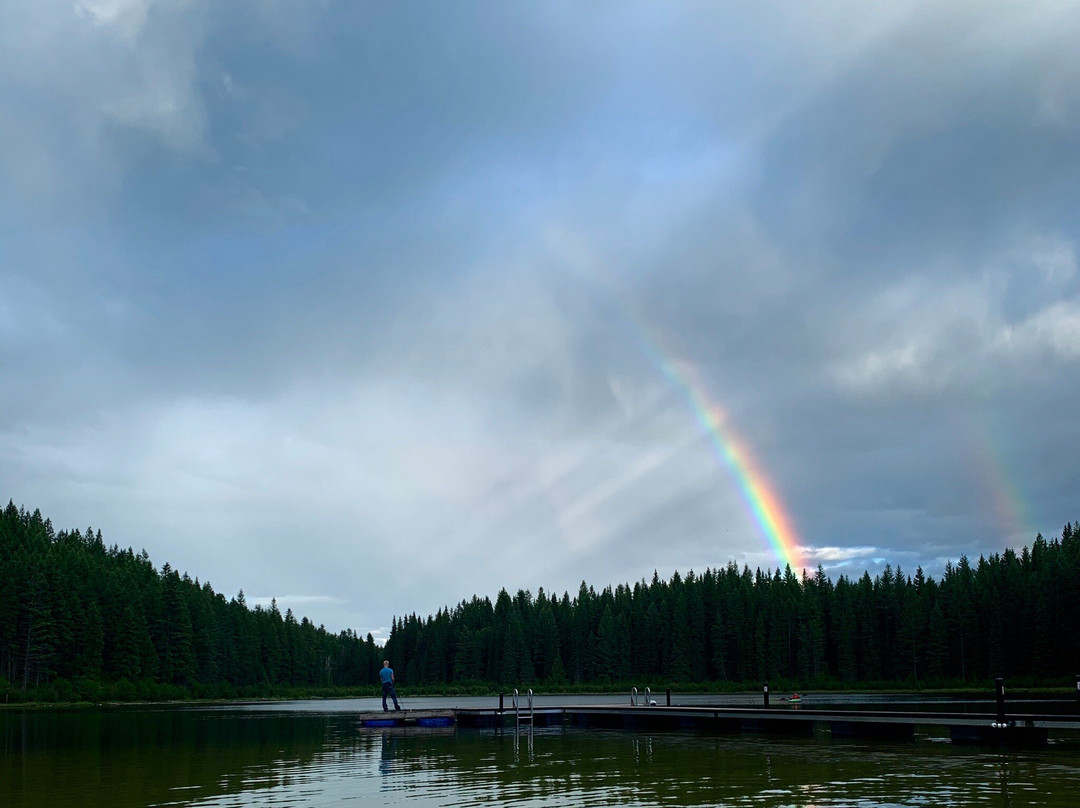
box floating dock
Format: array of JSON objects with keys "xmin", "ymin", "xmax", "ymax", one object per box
[
  {"xmin": 358, "ymin": 703, "xmax": 1080, "ymax": 747},
  {"xmin": 358, "ymin": 709, "xmax": 456, "ymax": 728}
]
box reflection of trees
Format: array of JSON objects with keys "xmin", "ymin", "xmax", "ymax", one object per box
[
  {"xmin": 369, "ymin": 728, "xmax": 806, "ymax": 806},
  {"xmin": 6, "ymin": 714, "xmax": 1078, "ymax": 807},
  {"xmin": 0, "ymin": 709, "xmax": 332, "ymax": 808},
  {"xmin": 366, "ymin": 728, "xmax": 1080, "ymax": 807}
]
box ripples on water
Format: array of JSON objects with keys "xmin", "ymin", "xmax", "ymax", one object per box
[
  {"xmin": 3, "ymin": 703, "xmax": 1078, "ymax": 808},
  {"xmin": 168, "ymin": 725, "xmax": 1077, "ymax": 808}
]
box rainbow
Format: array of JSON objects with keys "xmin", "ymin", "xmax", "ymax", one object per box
[
  {"xmin": 546, "ymin": 228, "xmax": 804, "ymax": 570},
  {"xmin": 633, "ymin": 327, "xmax": 806, "ymax": 572},
  {"xmin": 965, "ymin": 412, "xmax": 1029, "ymax": 544}
]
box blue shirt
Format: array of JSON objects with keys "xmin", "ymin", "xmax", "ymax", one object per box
[{"xmin": 379, "ymin": 667, "xmax": 394, "ymax": 685}]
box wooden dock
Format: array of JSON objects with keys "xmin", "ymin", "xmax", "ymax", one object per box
[{"xmin": 356, "ymin": 703, "xmax": 1080, "ymax": 747}]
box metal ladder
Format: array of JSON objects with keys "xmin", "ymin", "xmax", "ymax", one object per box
[
  {"xmin": 631, "ymin": 686, "xmax": 655, "ymax": 706},
  {"xmin": 512, "ymin": 688, "xmax": 534, "ymax": 728}
]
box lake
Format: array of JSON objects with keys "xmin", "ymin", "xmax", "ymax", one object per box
[{"xmin": 3, "ymin": 695, "xmax": 1079, "ymax": 807}]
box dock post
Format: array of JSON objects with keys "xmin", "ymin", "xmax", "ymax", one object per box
[
  {"xmin": 666, "ymin": 688, "xmax": 671, "ymax": 706},
  {"xmin": 763, "ymin": 681, "xmax": 769, "ymax": 708},
  {"xmin": 1075, "ymin": 675, "xmax": 1079, "ymax": 713},
  {"xmin": 499, "ymin": 693, "xmax": 504, "ymax": 714},
  {"xmin": 995, "ymin": 677, "xmax": 1006, "ymax": 726}
]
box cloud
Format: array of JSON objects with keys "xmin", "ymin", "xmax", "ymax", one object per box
[
  {"xmin": 996, "ymin": 300, "xmax": 1080, "ymax": 361},
  {"xmin": 249, "ymin": 595, "xmax": 346, "ymax": 608},
  {"xmin": 2, "ymin": 0, "xmax": 1080, "ymax": 631},
  {"xmin": 11, "ymin": 1, "xmax": 206, "ymax": 150},
  {"xmin": 1027, "ymin": 235, "xmax": 1078, "ymax": 285},
  {"xmin": 803, "ymin": 546, "xmax": 881, "ymax": 565},
  {"xmin": 827, "ymin": 232, "xmax": 1080, "ymax": 399},
  {"xmin": 76, "ymin": 0, "xmax": 160, "ymax": 39}
]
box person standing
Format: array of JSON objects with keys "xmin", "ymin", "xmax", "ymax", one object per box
[{"xmin": 380, "ymin": 660, "xmax": 401, "ymax": 711}]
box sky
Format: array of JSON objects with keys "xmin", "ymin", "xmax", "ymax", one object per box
[{"xmin": 2, "ymin": 0, "xmax": 1079, "ymax": 641}]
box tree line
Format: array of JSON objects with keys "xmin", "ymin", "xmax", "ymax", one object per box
[
  {"xmin": 1, "ymin": 501, "xmax": 382, "ymax": 702},
  {"xmin": 3, "ymin": 499, "xmax": 1078, "ymax": 703},
  {"xmin": 384, "ymin": 522, "xmax": 1080, "ymax": 689}
]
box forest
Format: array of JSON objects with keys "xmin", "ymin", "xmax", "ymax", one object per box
[
  {"xmin": 2, "ymin": 500, "xmax": 1078, "ymax": 703},
  {"xmin": 384, "ymin": 523, "xmax": 1080, "ymax": 690},
  {"xmin": 1, "ymin": 502, "xmax": 381, "ymax": 702}
]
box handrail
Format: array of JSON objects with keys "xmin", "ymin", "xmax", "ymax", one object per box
[
  {"xmin": 513, "ymin": 687, "xmax": 534, "ymax": 726},
  {"xmin": 632, "ymin": 686, "xmax": 657, "ymax": 706}
]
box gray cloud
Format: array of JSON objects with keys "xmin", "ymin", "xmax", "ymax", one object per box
[{"xmin": 2, "ymin": 0, "xmax": 1079, "ymax": 632}]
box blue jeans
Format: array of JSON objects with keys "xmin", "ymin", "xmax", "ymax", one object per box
[{"xmin": 382, "ymin": 681, "xmax": 400, "ymax": 711}]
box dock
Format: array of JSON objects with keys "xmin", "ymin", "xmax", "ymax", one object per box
[
  {"xmin": 357, "ymin": 709, "xmax": 456, "ymax": 728},
  {"xmin": 358, "ymin": 703, "xmax": 1080, "ymax": 747}
]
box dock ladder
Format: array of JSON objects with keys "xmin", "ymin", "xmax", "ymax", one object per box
[
  {"xmin": 512, "ymin": 688, "xmax": 534, "ymax": 729},
  {"xmin": 631, "ymin": 687, "xmax": 656, "ymax": 706}
]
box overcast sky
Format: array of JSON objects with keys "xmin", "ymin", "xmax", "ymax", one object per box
[{"xmin": 3, "ymin": 0, "xmax": 1079, "ymax": 640}]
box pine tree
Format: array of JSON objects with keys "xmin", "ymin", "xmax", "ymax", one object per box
[
  {"xmin": 595, "ymin": 605, "xmax": 620, "ymax": 682},
  {"xmin": 533, "ymin": 605, "xmax": 559, "ymax": 680}
]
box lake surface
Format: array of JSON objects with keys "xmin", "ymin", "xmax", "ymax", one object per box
[{"xmin": 3, "ymin": 695, "xmax": 1079, "ymax": 807}]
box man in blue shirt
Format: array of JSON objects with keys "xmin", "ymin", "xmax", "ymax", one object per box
[{"xmin": 380, "ymin": 660, "xmax": 401, "ymax": 711}]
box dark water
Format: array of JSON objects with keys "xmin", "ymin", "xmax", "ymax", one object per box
[{"xmin": 3, "ymin": 697, "xmax": 1079, "ymax": 807}]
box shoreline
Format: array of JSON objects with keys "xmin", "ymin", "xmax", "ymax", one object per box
[{"xmin": 3, "ymin": 684, "xmax": 1073, "ymax": 711}]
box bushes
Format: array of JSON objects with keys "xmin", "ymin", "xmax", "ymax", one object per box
[{"xmin": 112, "ymin": 678, "xmax": 138, "ymax": 701}]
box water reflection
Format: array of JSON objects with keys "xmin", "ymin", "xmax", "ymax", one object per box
[
  {"xmin": 3, "ymin": 706, "xmax": 1079, "ymax": 808},
  {"xmin": 1, "ymin": 707, "xmax": 332, "ymax": 808},
  {"xmin": 1000, "ymin": 757, "xmax": 1013, "ymax": 808},
  {"xmin": 512, "ymin": 724, "xmax": 534, "ymax": 766}
]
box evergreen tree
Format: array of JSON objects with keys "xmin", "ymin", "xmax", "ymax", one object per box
[{"xmin": 5, "ymin": 500, "xmax": 1080, "ymax": 698}]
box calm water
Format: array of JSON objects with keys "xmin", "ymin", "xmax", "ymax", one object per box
[{"xmin": 3, "ymin": 696, "xmax": 1079, "ymax": 807}]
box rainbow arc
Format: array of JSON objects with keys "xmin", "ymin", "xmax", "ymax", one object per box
[{"xmin": 632, "ymin": 326, "xmax": 805, "ymax": 572}]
